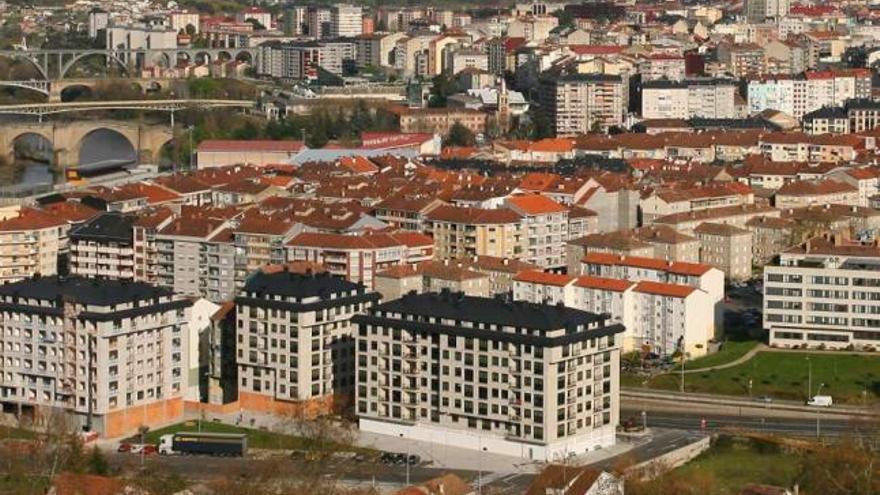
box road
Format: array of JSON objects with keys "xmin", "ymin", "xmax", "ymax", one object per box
[
  {"xmin": 106, "ymin": 428, "xmax": 704, "ymax": 493},
  {"xmin": 621, "ymin": 407, "xmax": 865, "ymax": 438}
]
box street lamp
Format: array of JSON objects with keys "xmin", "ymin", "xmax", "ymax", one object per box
[
  {"xmin": 477, "ymin": 444, "xmax": 488, "ymax": 495},
  {"xmin": 679, "ymin": 352, "xmax": 689, "ymax": 393},
  {"xmin": 815, "ymin": 383, "xmax": 825, "ymax": 439},
  {"xmin": 641, "ymin": 410, "xmax": 647, "ymax": 430},
  {"xmin": 187, "ymin": 125, "xmax": 195, "ymax": 171},
  {"xmin": 399, "ymin": 432, "xmax": 410, "ymax": 487},
  {"xmin": 806, "ymin": 357, "xmax": 812, "ymax": 400}
]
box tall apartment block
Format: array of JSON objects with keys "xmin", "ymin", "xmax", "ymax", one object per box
[
  {"xmin": 539, "ymin": 73, "xmax": 625, "ymax": 136},
  {"xmin": 235, "ymin": 268, "xmax": 380, "ymax": 413},
  {"xmin": 354, "ymin": 291, "xmax": 625, "ymax": 460},
  {"xmin": 0, "ymin": 276, "xmax": 192, "ymax": 437}
]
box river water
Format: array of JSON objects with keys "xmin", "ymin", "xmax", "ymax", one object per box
[{"xmin": 7, "ymin": 129, "xmax": 137, "ymax": 187}]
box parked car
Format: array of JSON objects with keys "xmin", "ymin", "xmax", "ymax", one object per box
[
  {"xmin": 807, "ymin": 395, "xmax": 833, "ymax": 407},
  {"xmin": 141, "ymin": 444, "xmax": 158, "ymax": 455},
  {"xmin": 117, "ymin": 443, "xmax": 132, "ymax": 453},
  {"xmin": 754, "ymin": 395, "xmax": 773, "ymax": 404}
]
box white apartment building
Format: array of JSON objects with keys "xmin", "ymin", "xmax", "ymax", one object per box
[
  {"xmin": 354, "ymin": 291, "xmax": 625, "ymax": 460},
  {"xmin": 764, "ymin": 236, "xmax": 880, "ymax": 350},
  {"xmin": 69, "ymin": 212, "xmax": 135, "ymax": 281},
  {"xmin": 235, "ymin": 269, "xmax": 380, "ymax": 410},
  {"xmin": 506, "ymin": 194, "xmax": 569, "ymax": 270},
  {"xmin": 542, "ymin": 73, "xmax": 626, "ymax": 136},
  {"xmin": 0, "ymin": 276, "xmax": 192, "ymax": 437},
  {"xmin": 331, "ymin": 4, "xmax": 363, "ymax": 38},
  {"xmin": 0, "ymin": 208, "xmax": 67, "ymax": 285},
  {"xmin": 641, "ymin": 79, "xmax": 738, "ymax": 120},
  {"xmin": 513, "ymin": 271, "xmax": 713, "ymax": 356},
  {"xmin": 747, "ymin": 70, "xmax": 871, "ymax": 120}
]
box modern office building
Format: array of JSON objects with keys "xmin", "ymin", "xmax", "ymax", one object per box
[
  {"xmin": 235, "ymin": 268, "xmax": 380, "ymax": 413},
  {"xmin": 0, "ymin": 276, "xmax": 192, "ymax": 437},
  {"xmin": 354, "ymin": 291, "xmax": 625, "ymax": 460},
  {"xmin": 764, "ymin": 235, "xmax": 880, "ymax": 350}
]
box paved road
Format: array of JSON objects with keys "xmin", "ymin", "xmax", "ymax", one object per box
[
  {"xmin": 107, "ymin": 429, "xmax": 705, "ymax": 493},
  {"xmin": 621, "ymin": 407, "xmax": 871, "ymax": 438}
]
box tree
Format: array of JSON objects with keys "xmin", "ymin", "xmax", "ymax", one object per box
[
  {"xmin": 86, "ymin": 446, "xmax": 109, "ymax": 476},
  {"xmin": 447, "ymin": 122, "xmax": 475, "ymax": 146},
  {"xmin": 799, "ymin": 440, "xmax": 880, "ymax": 495},
  {"xmin": 428, "ymin": 73, "xmax": 457, "ymax": 108},
  {"xmin": 244, "ymin": 18, "xmax": 266, "ymax": 31}
]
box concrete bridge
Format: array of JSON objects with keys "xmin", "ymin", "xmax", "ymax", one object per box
[
  {"xmin": 0, "ymin": 120, "xmax": 173, "ymax": 169},
  {"xmin": 0, "ymin": 99, "xmax": 255, "ymax": 118},
  {"xmin": 0, "ymin": 47, "xmax": 258, "ymax": 81},
  {"xmin": 0, "ymin": 78, "xmax": 173, "ymax": 102}
]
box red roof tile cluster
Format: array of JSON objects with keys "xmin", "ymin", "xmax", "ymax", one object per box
[
  {"xmin": 514, "ymin": 270, "xmax": 575, "ymax": 287},
  {"xmin": 634, "ymin": 280, "xmax": 696, "ymax": 298},
  {"xmin": 506, "ymin": 194, "xmax": 568, "ymax": 215},
  {"xmin": 426, "ymin": 205, "xmax": 522, "ymax": 224},
  {"xmin": 582, "ymin": 252, "xmax": 713, "ymax": 276}
]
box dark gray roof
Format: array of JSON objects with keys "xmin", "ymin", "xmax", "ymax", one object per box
[
  {"xmin": 69, "ymin": 212, "xmax": 134, "ymax": 244},
  {"xmin": 642, "ymin": 78, "xmax": 736, "ymax": 90},
  {"xmin": 556, "ymin": 73, "xmax": 622, "ymax": 83},
  {"xmin": 803, "ymin": 106, "xmax": 847, "ymax": 120},
  {"xmin": 242, "ymin": 270, "xmax": 363, "ymax": 299},
  {"xmin": 370, "ymin": 291, "xmax": 607, "ymax": 331},
  {"xmin": 846, "ymin": 98, "xmax": 880, "ymax": 111},
  {"xmin": 0, "ymin": 276, "xmax": 176, "ymax": 306}
]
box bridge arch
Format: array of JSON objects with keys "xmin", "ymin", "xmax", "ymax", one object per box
[
  {"xmin": 59, "ymin": 52, "xmax": 129, "ymax": 79},
  {"xmin": 75, "ymin": 127, "xmax": 137, "ymax": 166},
  {"xmin": 0, "ymin": 81, "xmax": 49, "ymax": 98},
  {"xmin": 59, "ymin": 84, "xmax": 94, "ymax": 102},
  {"xmin": 0, "ymin": 53, "xmax": 48, "ymax": 80},
  {"xmin": 194, "ymin": 51, "xmax": 213, "ymax": 65}
]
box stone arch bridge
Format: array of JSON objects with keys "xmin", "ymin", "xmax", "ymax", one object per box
[
  {"xmin": 0, "ymin": 121, "xmax": 173, "ymax": 169},
  {"xmin": 0, "ymin": 79, "xmax": 174, "ymax": 102}
]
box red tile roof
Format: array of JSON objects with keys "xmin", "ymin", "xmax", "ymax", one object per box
[
  {"xmin": 575, "ymin": 275, "xmax": 634, "ymax": 292},
  {"xmin": 506, "ymin": 194, "xmax": 567, "ymax": 215},
  {"xmin": 426, "ymin": 205, "xmax": 522, "ymax": 224},
  {"xmin": 634, "ymin": 280, "xmax": 696, "ymax": 298},
  {"xmin": 197, "ymin": 139, "xmax": 305, "ymax": 153},
  {"xmin": 514, "ymin": 270, "xmax": 575, "ymax": 287},
  {"xmin": 0, "ymin": 207, "xmax": 65, "ymax": 231},
  {"xmin": 581, "ymin": 252, "xmax": 713, "ymax": 276}
]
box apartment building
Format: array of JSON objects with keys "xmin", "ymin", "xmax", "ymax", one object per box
[
  {"xmin": 513, "ymin": 271, "xmax": 714, "ymax": 356},
  {"xmin": 774, "ymin": 179, "xmax": 859, "ymax": 209},
  {"xmin": 506, "ymin": 194, "xmax": 569, "ymax": 270},
  {"xmin": 744, "ymin": 0, "xmax": 790, "ymax": 23},
  {"xmin": 236, "ymin": 269, "xmax": 380, "ymax": 413},
  {"xmin": 392, "ymin": 107, "xmax": 488, "ymax": 135},
  {"xmin": 641, "ymin": 79, "xmax": 737, "ymax": 120},
  {"xmin": 374, "ymin": 260, "xmax": 490, "ymax": 301},
  {"xmin": 0, "ymin": 208, "xmax": 67, "ymax": 285},
  {"xmin": 0, "ymin": 276, "xmax": 192, "ymax": 437},
  {"xmin": 373, "ymin": 197, "xmax": 446, "ymax": 232},
  {"xmin": 424, "ymin": 205, "xmax": 524, "ymax": 260},
  {"xmin": 69, "ymin": 212, "xmax": 136, "ymax": 281},
  {"xmin": 716, "ymin": 43, "xmax": 765, "ymax": 78},
  {"xmin": 540, "ymin": 73, "xmax": 625, "ymax": 136},
  {"xmin": 580, "ymin": 252, "xmax": 724, "ymax": 339},
  {"xmin": 693, "ymin": 222, "xmax": 754, "ymax": 282},
  {"xmin": 153, "ymin": 209, "xmax": 239, "ymax": 303},
  {"xmin": 354, "ymin": 291, "xmax": 624, "ymax": 459},
  {"xmin": 747, "ymin": 70, "xmax": 871, "ymax": 120},
  {"xmin": 330, "ymin": 4, "xmax": 362, "ymax": 37},
  {"xmin": 763, "ymin": 235, "xmax": 880, "ymax": 350},
  {"xmin": 286, "ymin": 231, "xmax": 434, "ymax": 288},
  {"xmin": 640, "ymin": 183, "xmax": 754, "ymax": 225}
]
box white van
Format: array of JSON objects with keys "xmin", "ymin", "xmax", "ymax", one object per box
[{"xmin": 807, "ymin": 395, "xmax": 833, "ymax": 407}]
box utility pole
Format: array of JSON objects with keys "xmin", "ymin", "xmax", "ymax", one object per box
[{"xmin": 807, "ymin": 357, "xmax": 812, "ymax": 400}]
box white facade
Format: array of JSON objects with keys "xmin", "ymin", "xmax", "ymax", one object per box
[
  {"xmin": 331, "ymin": 4, "xmax": 363, "ymax": 38},
  {"xmin": 764, "ymin": 239, "xmax": 880, "ymax": 350}
]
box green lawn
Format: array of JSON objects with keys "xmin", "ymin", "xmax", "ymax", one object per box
[
  {"xmin": 638, "ymin": 351, "xmax": 880, "ymax": 404},
  {"xmin": 138, "ymin": 420, "xmax": 361, "ymax": 452},
  {"xmin": 673, "ymin": 437, "xmax": 801, "ymax": 495},
  {"xmin": 675, "ymin": 341, "xmax": 760, "ymax": 371},
  {"xmin": 0, "ymin": 425, "xmax": 36, "ymax": 440}
]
